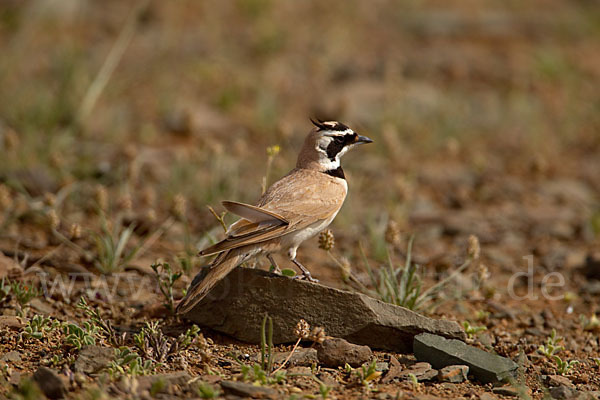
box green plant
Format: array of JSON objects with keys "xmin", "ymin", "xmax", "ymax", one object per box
[
  {"xmin": 236, "ymin": 315, "xmax": 287, "ymax": 385},
  {"xmin": 151, "ymin": 262, "xmax": 182, "ymax": 314},
  {"xmin": 408, "ymin": 373, "xmax": 420, "ymax": 391},
  {"xmin": 195, "ymin": 383, "xmax": 220, "ymax": 399},
  {"xmin": 133, "ymin": 321, "xmax": 201, "ymax": 363},
  {"xmin": 9, "ymin": 377, "xmax": 43, "ymax": 400},
  {"xmin": 579, "ymin": 314, "xmax": 600, "ymax": 331},
  {"xmin": 77, "ymin": 297, "xmax": 124, "ymax": 346},
  {"xmin": 538, "ymin": 329, "xmax": 564, "ymax": 358},
  {"xmin": 0, "ymin": 277, "xmax": 11, "ymax": 304},
  {"xmin": 553, "ymin": 356, "xmax": 578, "ymax": 375},
  {"xmin": 364, "ymin": 236, "xmax": 423, "ymax": 309},
  {"xmin": 312, "ymin": 376, "xmax": 332, "ymax": 399},
  {"xmin": 10, "ymin": 281, "xmax": 41, "ymax": 315},
  {"xmin": 23, "ymin": 315, "xmax": 59, "ymax": 340},
  {"xmin": 462, "ymin": 321, "xmax": 487, "ymax": 338},
  {"xmin": 593, "ymin": 358, "xmax": 600, "ymax": 367},
  {"xmin": 63, "ymin": 321, "xmax": 100, "ymax": 350},
  {"xmin": 346, "ymin": 360, "xmax": 381, "ymax": 389},
  {"xmin": 93, "ymin": 217, "xmax": 142, "ymax": 274},
  {"xmin": 107, "ymin": 347, "xmax": 154, "ymax": 378}
]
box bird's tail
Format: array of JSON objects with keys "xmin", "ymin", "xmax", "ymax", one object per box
[{"xmin": 175, "ymin": 250, "xmax": 245, "ymax": 315}]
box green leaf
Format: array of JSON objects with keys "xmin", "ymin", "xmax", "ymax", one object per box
[{"xmin": 281, "ymin": 269, "xmax": 296, "ymax": 277}]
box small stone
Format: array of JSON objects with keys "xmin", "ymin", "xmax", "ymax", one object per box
[
  {"xmin": 398, "ymin": 362, "xmax": 438, "ymax": 381},
  {"xmin": 74, "ymin": 346, "xmax": 115, "ymax": 374},
  {"xmin": 382, "ymin": 356, "xmax": 403, "ymax": 384},
  {"xmin": 317, "ymin": 337, "xmax": 372, "ymax": 368},
  {"xmin": 375, "ymin": 362, "xmax": 389, "ymax": 373},
  {"xmin": 492, "ymin": 385, "xmax": 531, "ymax": 397},
  {"xmin": 438, "ymin": 365, "xmax": 469, "ymax": 383},
  {"xmin": 0, "ymin": 315, "xmax": 23, "ymax": 330},
  {"xmin": 220, "ymin": 380, "xmax": 278, "ymax": 399},
  {"xmin": 479, "ymin": 393, "xmax": 498, "ymax": 400},
  {"xmin": 33, "ymin": 367, "xmax": 66, "ymax": 399},
  {"xmin": 137, "ymin": 371, "xmax": 191, "ymax": 393},
  {"xmin": 549, "ymin": 385, "xmax": 577, "ymax": 400},
  {"xmin": 0, "ymin": 351, "xmax": 21, "ymax": 363},
  {"xmin": 414, "ymin": 333, "xmax": 518, "ymax": 383},
  {"xmin": 546, "ymin": 375, "xmax": 574, "ymax": 388}
]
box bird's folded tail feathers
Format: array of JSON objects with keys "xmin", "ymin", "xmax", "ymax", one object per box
[{"xmin": 175, "ymin": 251, "xmax": 244, "ymax": 315}]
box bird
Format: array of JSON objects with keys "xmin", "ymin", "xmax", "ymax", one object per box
[{"xmin": 175, "ymin": 119, "xmax": 372, "ymax": 314}]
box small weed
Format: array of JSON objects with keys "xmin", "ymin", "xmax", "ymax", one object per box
[
  {"xmin": 10, "ymin": 281, "xmax": 41, "ymax": 316},
  {"xmin": 93, "ymin": 217, "xmax": 141, "ymax": 274},
  {"xmin": 107, "ymin": 347, "xmax": 154, "ymax": 379},
  {"xmin": 553, "ymin": 356, "xmax": 578, "ymax": 375},
  {"xmin": 538, "ymin": 329, "xmax": 564, "ymax": 358},
  {"xmin": 593, "ymin": 358, "xmax": 600, "ymax": 367},
  {"xmin": 133, "ymin": 321, "xmax": 201, "ymax": 363},
  {"xmin": 195, "ymin": 382, "xmax": 220, "ymax": 399},
  {"xmin": 408, "ymin": 373, "xmax": 420, "ymax": 391},
  {"xmin": 151, "ymin": 262, "xmax": 182, "ymax": 315},
  {"xmin": 236, "ymin": 314, "xmax": 287, "ymax": 385},
  {"xmin": 344, "ymin": 360, "xmax": 381, "ymax": 390},
  {"xmin": 463, "ymin": 321, "xmax": 487, "ymax": 338},
  {"xmin": 0, "ymin": 277, "xmax": 11, "ymax": 304},
  {"xmin": 579, "ymin": 314, "xmax": 600, "ymax": 331},
  {"xmin": 77, "ymin": 297, "xmax": 124, "ymax": 346},
  {"xmin": 23, "ymin": 315, "xmax": 59, "ymax": 340},
  {"xmin": 63, "ymin": 321, "xmax": 100, "ymax": 350}
]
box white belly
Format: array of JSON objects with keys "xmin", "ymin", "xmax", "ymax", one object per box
[{"xmin": 279, "ymin": 209, "xmax": 340, "ymax": 259}]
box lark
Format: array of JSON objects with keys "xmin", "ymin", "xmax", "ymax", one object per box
[{"xmin": 176, "ymin": 119, "xmax": 372, "ymax": 314}]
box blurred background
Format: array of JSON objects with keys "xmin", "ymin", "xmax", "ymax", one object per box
[{"xmin": 1, "ymin": 0, "xmax": 599, "ymax": 289}]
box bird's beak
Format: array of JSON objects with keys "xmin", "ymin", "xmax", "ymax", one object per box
[{"xmin": 356, "ymin": 135, "xmax": 373, "ymax": 144}]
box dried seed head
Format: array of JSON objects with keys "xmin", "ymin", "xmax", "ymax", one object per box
[
  {"xmin": 294, "ymin": 319, "xmax": 310, "ymax": 339},
  {"xmin": 69, "ymin": 223, "xmax": 82, "ymax": 240},
  {"xmin": 48, "ymin": 209, "xmax": 60, "ymax": 230},
  {"xmin": 117, "ymin": 194, "xmax": 132, "ymax": 211},
  {"xmin": 477, "ymin": 263, "xmax": 490, "ymax": 283},
  {"xmin": 318, "ymin": 230, "xmax": 335, "ymax": 251},
  {"xmin": 94, "ymin": 184, "xmax": 108, "ymax": 211},
  {"xmin": 467, "ymin": 235, "xmax": 480, "ymax": 260},
  {"xmin": 171, "ymin": 193, "xmax": 187, "ymax": 220},
  {"xmin": 339, "ymin": 256, "xmax": 351, "ymax": 280},
  {"xmin": 43, "ymin": 192, "xmax": 56, "ymax": 207},
  {"xmin": 308, "ymin": 326, "xmax": 327, "ymax": 344},
  {"xmin": 49, "ymin": 152, "xmax": 65, "ymax": 169},
  {"xmin": 3, "ymin": 128, "xmax": 19, "ymax": 150},
  {"xmin": 140, "ymin": 187, "xmax": 156, "ymax": 206},
  {"xmin": 384, "ymin": 219, "xmax": 402, "ymax": 247},
  {"xmin": 0, "ymin": 184, "xmax": 12, "ymax": 210}
]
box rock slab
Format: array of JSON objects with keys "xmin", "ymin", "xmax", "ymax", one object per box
[
  {"xmin": 33, "ymin": 367, "xmax": 66, "ymax": 399},
  {"xmin": 74, "ymin": 346, "xmax": 115, "ymax": 374},
  {"xmin": 182, "ymin": 267, "xmax": 465, "ymax": 352},
  {"xmin": 413, "ymin": 333, "xmax": 518, "ymax": 383},
  {"xmin": 317, "ymin": 337, "xmax": 372, "ymax": 367},
  {"xmin": 221, "ymin": 381, "xmax": 278, "ymax": 399}
]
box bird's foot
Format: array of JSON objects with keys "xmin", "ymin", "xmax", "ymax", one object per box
[{"xmin": 292, "ymin": 269, "xmax": 319, "ymax": 283}]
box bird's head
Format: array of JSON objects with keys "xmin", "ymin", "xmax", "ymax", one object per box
[{"xmin": 297, "ymin": 119, "xmax": 373, "ymax": 172}]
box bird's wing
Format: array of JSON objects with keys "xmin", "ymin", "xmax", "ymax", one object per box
[
  {"xmin": 199, "ymin": 169, "xmax": 347, "ymax": 256},
  {"xmin": 222, "ymin": 200, "xmax": 289, "ymax": 224}
]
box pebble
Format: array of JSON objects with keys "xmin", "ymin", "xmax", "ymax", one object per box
[
  {"xmin": 33, "ymin": 367, "xmax": 66, "ymax": 399},
  {"xmin": 317, "ymin": 337, "xmax": 372, "ymax": 368},
  {"xmin": 438, "ymin": 365, "xmax": 469, "ymax": 383}
]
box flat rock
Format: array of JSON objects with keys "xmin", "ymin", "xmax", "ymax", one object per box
[
  {"xmin": 317, "ymin": 337, "xmax": 372, "ymax": 367},
  {"xmin": 137, "ymin": 371, "xmax": 191, "ymax": 393},
  {"xmin": 381, "ymin": 356, "xmax": 403, "ymax": 383},
  {"xmin": 546, "ymin": 375, "xmax": 574, "ymax": 388},
  {"xmin": 413, "ymin": 333, "xmax": 518, "ymax": 383},
  {"xmin": 181, "ymin": 268, "xmax": 465, "ymax": 352},
  {"xmin": 397, "ymin": 362, "xmax": 438, "ymax": 381},
  {"xmin": 272, "ymin": 347, "xmax": 318, "ymax": 367},
  {"xmin": 74, "ymin": 346, "xmax": 115, "ymax": 374},
  {"xmin": 438, "ymin": 365, "xmax": 469, "ymax": 383},
  {"xmin": 1, "ymin": 351, "xmax": 21, "ymax": 363},
  {"xmin": 492, "ymin": 385, "xmax": 532, "ymax": 397},
  {"xmin": 220, "ymin": 380, "xmax": 278, "ymax": 399},
  {"xmin": 549, "ymin": 385, "xmax": 578, "ymax": 400},
  {"xmin": 0, "ymin": 316, "xmax": 23, "ymax": 330},
  {"xmin": 33, "ymin": 367, "xmax": 66, "ymax": 399}
]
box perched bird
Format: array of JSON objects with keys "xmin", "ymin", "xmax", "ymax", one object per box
[{"xmin": 176, "ymin": 119, "xmax": 372, "ymax": 314}]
